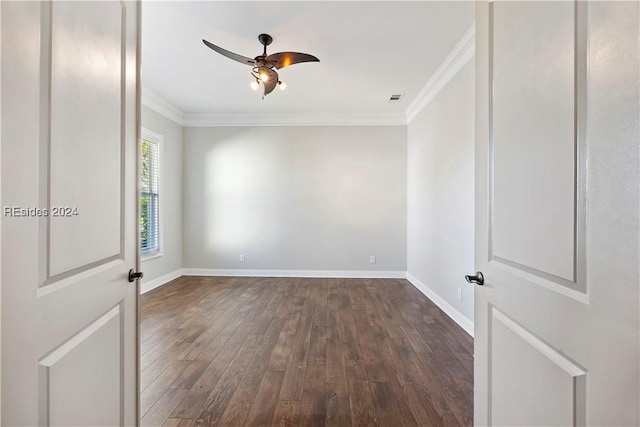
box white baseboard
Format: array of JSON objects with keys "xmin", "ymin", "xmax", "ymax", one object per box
[
  {"xmin": 140, "ymin": 269, "xmax": 183, "ymax": 294},
  {"xmin": 182, "ymin": 268, "xmax": 407, "ymax": 279},
  {"xmin": 406, "ymin": 272, "xmax": 474, "ymax": 337}
]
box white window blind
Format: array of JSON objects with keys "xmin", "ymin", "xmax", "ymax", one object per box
[{"xmin": 140, "ymin": 133, "xmax": 161, "ymax": 256}]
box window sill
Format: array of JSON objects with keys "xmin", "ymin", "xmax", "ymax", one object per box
[{"xmin": 141, "ymin": 251, "xmax": 163, "ymax": 262}]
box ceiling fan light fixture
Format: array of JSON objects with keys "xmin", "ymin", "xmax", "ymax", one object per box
[{"xmin": 203, "ymin": 34, "xmax": 319, "ymax": 98}]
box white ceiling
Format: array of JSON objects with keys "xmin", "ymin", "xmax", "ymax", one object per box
[{"xmin": 142, "ymin": 1, "xmax": 474, "ymax": 124}]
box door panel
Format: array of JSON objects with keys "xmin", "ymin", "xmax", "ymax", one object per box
[
  {"xmin": 40, "ymin": 305, "xmax": 122, "ymax": 426},
  {"xmin": 492, "ymin": 1, "xmax": 577, "ymax": 284},
  {"xmin": 475, "ymin": 1, "xmax": 639, "ymax": 426},
  {"xmin": 490, "ymin": 307, "xmax": 586, "ymax": 426},
  {"xmin": 1, "ymin": 1, "xmax": 139, "ymax": 425},
  {"xmin": 48, "ymin": 1, "xmax": 124, "ymax": 277}
]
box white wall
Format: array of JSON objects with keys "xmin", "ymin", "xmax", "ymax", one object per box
[
  {"xmin": 407, "ymin": 60, "xmax": 475, "ymax": 328},
  {"xmin": 182, "ymin": 125, "xmax": 407, "ymax": 274},
  {"xmin": 140, "ymin": 106, "xmax": 183, "ymax": 289}
]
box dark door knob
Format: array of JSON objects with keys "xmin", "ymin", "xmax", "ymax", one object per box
[
  {"xmin": 465, "ymin": 271, "xmax": 484, "ymax": 286},
  {"xmin": 128, "ymin": 269, "xmax": 144, "ymax": 282}
]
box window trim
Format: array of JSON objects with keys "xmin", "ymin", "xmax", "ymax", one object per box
[{"xmin": 140, "ymin": 127, "xmax": 163, "ymax": 260}]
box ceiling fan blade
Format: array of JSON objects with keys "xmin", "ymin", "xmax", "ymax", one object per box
[
  {"xmin": 263, "ymin": 68, "xmax": 279, "ymax": 96},
  {"xmin": 202, "ymin": 39, "xmax": 255, "ymax": 66},
  {"xmin": 265, "ymin": 52, "xmax": 319, "ymax": 69}
]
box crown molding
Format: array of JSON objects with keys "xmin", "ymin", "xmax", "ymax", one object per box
[
  {"xmin": 141, "ymin": 86, "xmax": 185, "ymax": 126},
  {"xmin": 182, "ymin": 112, "xmax": 407, "ymax": 127},
  {"xmin": 405, "ymin": 23, "xmax": 475, "ymax": 124},
  {"xmin": 141, "ymin": 88, "xmax": 405, "ymax": 126}
]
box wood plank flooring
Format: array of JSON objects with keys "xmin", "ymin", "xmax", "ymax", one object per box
[{"xmin": 140, "ymin": 277, "xmax": 473, "ymax": 426}]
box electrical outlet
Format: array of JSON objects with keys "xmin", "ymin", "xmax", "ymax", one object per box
[
  {"xmin": 457, "ymin": 288, "xmax": 463, "ymax": 300},
  {"xmin": 239, "ymin": 254, "xmax": 245, "ymax": 262},
  {"xmin": 369, "ymin": 256, "xmax": 376, "ymax": 264}
]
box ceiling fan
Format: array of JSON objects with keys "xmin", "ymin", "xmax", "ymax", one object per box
[{"xmin": 202, "ymin": 33, "xmax": 319, "ymax": 98}]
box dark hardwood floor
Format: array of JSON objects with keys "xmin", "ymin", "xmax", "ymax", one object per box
[{"xmin": 140, "ymin": 277, "xmax": 473, "ymax": 426}]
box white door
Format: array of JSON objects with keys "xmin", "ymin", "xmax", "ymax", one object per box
[
  {"xmin": 474, "ymin": 1, "xmax": 639, "ymax": 426},
  {"xmin": 1, "ymin": 1, "xmax": 139, "ymax": 425}
]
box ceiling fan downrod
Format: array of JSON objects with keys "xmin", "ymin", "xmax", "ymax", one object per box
[{"xmin": 258, "ymin": 33, "xmax": 273, "ymax": 56}]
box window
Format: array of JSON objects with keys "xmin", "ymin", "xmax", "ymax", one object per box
[{"xmin": 140, "ymin": 128, "xmax": 162, "ymax": 257}]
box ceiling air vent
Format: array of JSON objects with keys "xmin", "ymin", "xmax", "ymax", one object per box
[{"xmin": 388, "ymin": 94, "xmax": 403, "ymax": 103}]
